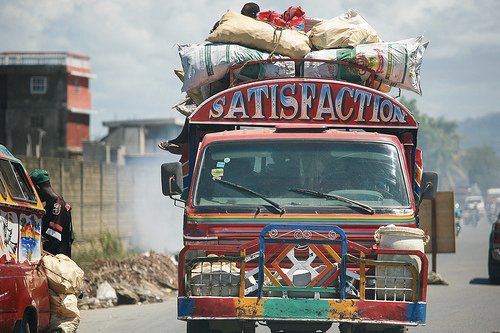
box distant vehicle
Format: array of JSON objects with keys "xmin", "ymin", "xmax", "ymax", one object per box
[
  {"xmin": 465, "ymin": 195, "xmax": 485, "ymax": 211},
  {"xmin": 463, "ymin": 195, "xmax": 485, "ymax": 226},
  {"xmin": 489, "ymin": 214, "xmax": 500, "ymax": 284},
  {"xmin": 486, "ymin": 188, "xmax": 500, "ymax": 222},
  {"xmin": 455, "ymin": 203, "xmax": 462, "ymax": 237},
  {"xmin": 0, "ymin": 145, "xmax": 50, "ymax": 333}
]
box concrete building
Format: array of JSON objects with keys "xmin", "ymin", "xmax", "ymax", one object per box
[
  {"xmin": 0, "ymin": 52, "xmax": 94, "ymax": 157},
  {"xmin": 85, "ymin": 117, "xmax": 184, "ymax": 165}
]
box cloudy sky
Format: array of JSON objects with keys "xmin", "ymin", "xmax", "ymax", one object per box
[{"xmin": 1, "ymin": 0, "xmax": 499, "ymax": 139}]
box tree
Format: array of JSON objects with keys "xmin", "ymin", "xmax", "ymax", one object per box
[
  {"xmin": 400, "ymin": 97, "xmax": 465, "ymax": 190},
  {"xmin": 462, "ymin": 146, "xmax": 500, "ymax": 195}
]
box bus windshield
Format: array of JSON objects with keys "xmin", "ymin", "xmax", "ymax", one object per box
[{"xmin": 193, "ymin": 140, "xmax": 410, "ymax": 213}]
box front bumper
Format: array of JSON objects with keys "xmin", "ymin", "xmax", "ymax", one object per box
[
  {"xmin": 178, "ymin": 224, "xmax": 428, "ymax": 326},
  {"xmin": 178, "ymin": 297, "xmax": 426, "ymax": 326}
]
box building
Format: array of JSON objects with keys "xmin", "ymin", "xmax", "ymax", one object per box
[
  {"xmin": 84, "ymin": 117, "xmax": 184, "ymax": 165},
  {"xmin": 0, "ymin": 52, "xmax": 94, "ymax": 157}
]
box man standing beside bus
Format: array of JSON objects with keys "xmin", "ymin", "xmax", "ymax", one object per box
[{"xmin": 29, "ymin": 169, "xmax": 73, "ymax": 258}]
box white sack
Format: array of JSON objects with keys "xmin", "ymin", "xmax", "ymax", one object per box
[
  {"xmin": 179, "ymin": 43, "xmax": 295, "ymax": 92},
  {"xmin": 49, "ymin": 291, "xmax": 80, "ymax": 333},
  {"xmin": 42, "ymin": 253, "xmax": 84, "ymax": 295},
  {"xmin": 309, "ymin": 9, "xmax": 382, "ymax": 49},
  {"xmin": 304, "ymin": 37, "xmax": 428, "ymax": 95}
]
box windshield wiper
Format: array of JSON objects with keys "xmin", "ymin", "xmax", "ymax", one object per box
[
  {"xmin": 213, "ymin": 177, "xmax": 285, "ymax": 215},
  {"xmin": 289, "ymin": 188, "xmax": 375, "ymax": 215}
]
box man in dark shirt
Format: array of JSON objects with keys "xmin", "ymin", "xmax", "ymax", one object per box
[{"xmin": 30, "ymin": 169, "xmax": 73, "ymax": 258}]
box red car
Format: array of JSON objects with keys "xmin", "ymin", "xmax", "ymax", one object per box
[{"xmin": 0, "ymin": 145, "xmax": 50, "ymax": 332}]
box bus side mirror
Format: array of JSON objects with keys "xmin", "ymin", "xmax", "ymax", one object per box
[
  {"xmin": 420, "ymin": 171, "xmax": 438, "ymax": 200},
  {"xmin": 161, "ymin": 162, "xmax": 183, "ymax": 196}
]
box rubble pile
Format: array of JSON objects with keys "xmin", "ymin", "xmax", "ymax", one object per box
[{"xmin": 78, "ymin": 252, "xmax": 178, "ymax": 310}]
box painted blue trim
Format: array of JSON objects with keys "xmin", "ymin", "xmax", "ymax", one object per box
[
  {"xmin": 406, "ymin": 302, "xmax": 426, "ymax": 324},
  {"xmin": 178, "ymin": 297, "xmax": 194, "ymax": 317}
]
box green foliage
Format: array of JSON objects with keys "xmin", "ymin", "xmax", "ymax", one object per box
[
  {"xmin": 400, "ymin": 97, "xmax": 500, "ymax": 193},
  {"xmin": 72, "ymin": 231, "xmax": 134, "ymax": 269},
  {"xmin": 400, "ymin": 97, "xmax": 465, "ymax": 190},
  {"xmin": 99, "ymin": 231, "xmax": 125, "ymax": 257},
  {"xmin": 463, "ymin": 146, "xmax": 500, "ymax": 194}
]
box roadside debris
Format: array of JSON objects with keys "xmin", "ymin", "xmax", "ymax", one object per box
[
  {"xmin": 428, "ymin": 271, "xmax": 449, "ymax": 285},
  {"xmin": 78, "ymin": 251, "xmax": 178, "ymax": 310}
]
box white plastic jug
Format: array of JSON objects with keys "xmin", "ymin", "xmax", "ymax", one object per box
[{"xmin": 374, "ymin": 224, "xmax": 428, "ymax": 301}]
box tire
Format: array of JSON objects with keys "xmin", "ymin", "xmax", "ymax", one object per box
[
  {"xmin": 339, "ymin": 324, "xmax": 406, "ymax": 333},
  {"xmin": 187, "ymin": 320, "xmax": 210, "ymax": 333},
  {"xmin": 339, "ymin": 323, "xmax": 362, "ymax": 333},
  {"xmin": 381, "ymin": 326, "xmax": 406, "ymax": 333},
  {"xmin": 242, "ymin": 321, "xmax": 256, "ymax": 333},
  {"xmin": 488, "ymin": 253, "xmax": 500, "ymax": 285},
  {"xmin": 13, "ymin": 319, "xmax": 31, "ymax": 333}
]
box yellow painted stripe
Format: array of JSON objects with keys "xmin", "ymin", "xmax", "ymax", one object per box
[
  {"xmin": 236, "ymin": 298, "xmax": 265, "ymax": 318},
  {"xmin": 327, "ymin": 299, "xmax": 357, "ymax": 320}
]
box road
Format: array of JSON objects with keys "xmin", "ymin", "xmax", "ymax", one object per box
[{"xmin": 79, "ymin": 220, "xmax": 500, "ymax": 333}]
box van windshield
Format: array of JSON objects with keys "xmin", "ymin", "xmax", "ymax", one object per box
[
  {"xmin": 193, "ymin": 140, "xmax": 411, "ymax": 213},
  {"xmin": 0, "ymin": 159, "xmax": 37, "ymax": 203}
]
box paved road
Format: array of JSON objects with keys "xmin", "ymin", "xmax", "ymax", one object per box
[{"xmin": 79, "ymin": 220, "xmax": 500, "ymax": 333}]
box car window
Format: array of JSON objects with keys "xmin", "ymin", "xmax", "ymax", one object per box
[{"xmin": 0, "ymin": 159, "xmax": 37, "ymax": 202}]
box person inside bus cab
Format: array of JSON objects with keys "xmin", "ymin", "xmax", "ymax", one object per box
[{"xmin": 30, "ymin": 169, "xmax": 74, "ymax": 258}]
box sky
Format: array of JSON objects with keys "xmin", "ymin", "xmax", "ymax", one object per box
[{"xmin": 1, "ymin": 0, "xmax": 500, "ymax": 140}]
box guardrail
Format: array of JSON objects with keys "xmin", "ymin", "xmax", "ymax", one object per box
[{"xmin": 178, "ymin": 224, "xmax": 428, "ymax": 304}]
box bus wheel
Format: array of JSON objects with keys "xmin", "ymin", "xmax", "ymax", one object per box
[{"xmin": 187, "ymin": 320, "xmax": 210, "ymax": 333}]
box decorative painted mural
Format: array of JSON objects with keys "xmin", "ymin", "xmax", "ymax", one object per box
[
  {"xmin": 0, "ymin": 211, "xmax": 19, "ymax": 262},
  {"xmin": 19, "ymin": 213, "xmax": 41, "ymax": 263}
]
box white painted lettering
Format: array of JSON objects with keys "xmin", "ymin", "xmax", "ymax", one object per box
[
  {"xmin": 314, "ymin": 84, "xmax": 336, "ymax": 121},
  {"xmin": 379, "ymin": 99, "xmax": 393, "ymax": 122},
  {"xmin": 247, "ymin": 86, "xmax": 268, "ymax": 119},
  {"xmin": 226, "ymin": 91, "xmax": 249, "ymax": 119},
  {"xmin": 279, "ymin": 84, "xmax": 298, "ymax": 120},
  {"xmin": 354, "ymin": 90, "xmax": 372, "ymax": 122},
  {"xmin": 370, "ymin": 95, "xmax": 382, "ymax": 122},
  {"xmin": 335, "ymin": 87, "xmax": 354, "ymax": 121},
  {"xmin": 210, "ymin": 97, "xmax": 226, "ymax": 119},
  {"xmin": 300, "ymin": 83, "xmax": 316, "ymax": 120}
]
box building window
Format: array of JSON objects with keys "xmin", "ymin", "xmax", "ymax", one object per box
[
  {"xmin": 30, "ymin": 76, "xmax": 47, "ymax": 94},
  {"xmin": 74, "ymin": 78, "xmax": 79, "ymax": 94}
]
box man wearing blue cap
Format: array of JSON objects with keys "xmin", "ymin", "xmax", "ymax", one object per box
[{"xmin": 30, "ymin": 169, "xmax": 73, "ymax": 258}]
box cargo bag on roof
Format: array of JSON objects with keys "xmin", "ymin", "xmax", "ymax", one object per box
[
  {"xmin": 309, "ymin": 9, "xmax": 382, "ymax": 49},
  {"xmin": 206, "ymin": 11, "xmax": 312, "ymax": 58},
  {"xmin": 303, "ymin": 36, "xmax": 428, "ymax": 95},
  {"xmin": 179, "ymin": 43, "xmax": 295, "ymax": 93}
]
